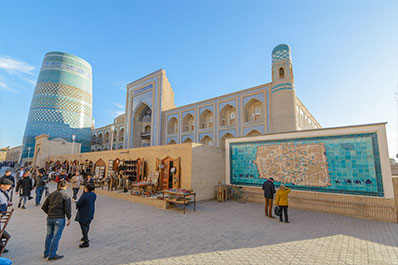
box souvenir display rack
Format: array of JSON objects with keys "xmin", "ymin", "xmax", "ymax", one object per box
[{"xmin": 160, "ymin": 189, "xmax": 196, "ymax": 214}]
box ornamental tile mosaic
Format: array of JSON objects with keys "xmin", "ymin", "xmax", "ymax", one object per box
[
  {"xmin": 243, "ymin": 93, "xmax": 264, "ymax": 106},
  {"xmin": 229, "ymin": 133, "xmax": 384, "ymax": 197},
  {"xmin": 243, "ymin": 126, "xmax": 264, "ymax": 135}
]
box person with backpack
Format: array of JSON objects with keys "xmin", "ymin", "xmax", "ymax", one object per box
[
  {"xmin": 262, "ymin": 177, "xmax": 276, "ymax": 218},
  {"xmin": 16, "ymin": 171, "xmax": 33, "ymax": 209},
  {"xmin": 276, "ymin": 184, "xmax": 291, "ymax": 223},
  {"xmin": 75, "ymin": 184, "xmax": 97, "ymax": 248}
]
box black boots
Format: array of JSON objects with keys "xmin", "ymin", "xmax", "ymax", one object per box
[{"xmin": 79, "ymin": 241, "xmax": 89, "ymax": 248}]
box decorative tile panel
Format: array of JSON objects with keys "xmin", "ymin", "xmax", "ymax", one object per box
[
  {"xmin": 219, "ymin": 100, "xmax": 236, "ymax": 111},
  {"xmin": 243, "ymin": 126, "xmax": 265, "ymax": 135},
  {"xmin": 243, "ymin": 93, "xmax": 264, "ymax": 106},
  {"xmin": 199, "ymin": 105, "xmax": 214, "ymax": 116},
  {"xmin": 199, "ymin": 132, "xmax": 213, "ymax": 141},
  {"xmin": 229, "ymin": 133, "xmax": 384, "ymax": 197},
  {"xmin": 219, "ymin": 129, "xmax": 236, "ymax": 139},
  {"xmin": 167, "ymin": 136, "xmax": 177, "ymax": 143},
  {"xmin": 182, "ymin": 109, "xmax": 194, "ymax": 118},
  {"xmin": 167, "ymin": 113, "xmax": 178, "ymax": 121},
  {"xmin": 182, "ymin": 134, "xmax": 194, "ymax": 142}
]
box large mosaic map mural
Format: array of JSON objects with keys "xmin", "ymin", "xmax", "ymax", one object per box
[
  {"xmin": 229, "ymin": 133, "xmax": 384, "ymax": 197},
  {"xmin": 254, "ymin": 143, "xmax": 330, "ymax": 187}
]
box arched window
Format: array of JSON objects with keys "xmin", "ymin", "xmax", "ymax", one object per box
[
  {"xmin": 104, "ymin": 132, "xmax": 110, "ymax": 144},
  {"xmin": 220, "ymin": 105, "xmax": 236, "ymax": 126},
  {"xmin": 92, "ymin": 135, "xmax": 97, "ymax": 145},
  {"xmin": 168, "ymin": 140, "xmax": 177, "ymax": 145},
  {"xmin": 244, "ymin": 99, "xmax": 263, "ymax": 122},
  {"xmin": 167, "ymin": 117, "xmax": 179, "ymax": 134},
  {"xmin": 220, "ymin": 133, "xmax": 234, "ymax": 148},
  {"xmin": 183, "ymin": 114, "xmax": 194, "ymax": 132},
  {"xmin": 200, "ymin": 135, "xmax": 213, "ymax": 145},
  {"xmin": 183, "ymin": 137, "xmax": 193, "ymax": 143},
  {"xmin": 97, "ymin": 133, "xmax": 103, "ymax": 145},
  {"xmin": 279, "ymin": 67, "xmax": 285, "ymax": 79},
  {"xmin": 199, "ymin": 110, "xmax": 214, "ymax": 129}
]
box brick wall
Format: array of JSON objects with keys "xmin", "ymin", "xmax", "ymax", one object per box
[{"xmin": 244, "ymin": 185, "xmax": 398, "ymax": 223}]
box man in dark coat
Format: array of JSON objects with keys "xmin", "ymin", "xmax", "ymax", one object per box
[
  {"xmin": 42, "ymin": 180, "xmax": 71, "ymax": 260},
  {"xmin": 34, "ymin": 168, "xmax": 48, "ymax": 206},
  {"xmin": 1, "ymin": 169, "xmax": 15, "ymax": 202},
  {"xmin": 16, "ymin": 171, "xmax": 33, "ymax": 209},
  {"xmin": 262, "ymin": 178, "xmax": 276, "ymax": 218},
  {"xmin": 75, "ymin": 184, "xmax": 96, "ymax": 248}
]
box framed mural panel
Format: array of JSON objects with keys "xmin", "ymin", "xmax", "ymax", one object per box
[{"xmin": 229, "ymin": 132, "xmax": 384, "ymax": 197}]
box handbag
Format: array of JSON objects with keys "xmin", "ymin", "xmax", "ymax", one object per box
[{"xmin": 274, "ymin": 206, "xmax": 281, "ymax": 216}]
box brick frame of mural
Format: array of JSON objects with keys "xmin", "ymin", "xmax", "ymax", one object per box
[{"xmin": 226, "ymin": 123, "xmax": 394, "ymax": 198}]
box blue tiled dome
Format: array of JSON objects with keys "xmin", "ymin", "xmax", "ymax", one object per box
[{"xmin": 272, "ymin": 44, "xmax": 291, "ymax": 62}]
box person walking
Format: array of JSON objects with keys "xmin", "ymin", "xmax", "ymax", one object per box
[
  {"xmin": 75, "ymin": 184, "xmax": 96, "ymax": 248},
  {"xmin": 71, "ymin": 172, "xmax": 82, "ymax": 201},
  {"xmin": 276, "ymin": 184, "xmax": 291, "ymax": 223},
  {"xmin": 0, "ymin": 178, "xmax": 13, "ymax": 254},
  {"xmin": 15, "ymin": 167, "xmax": 24, "ymax": 183},
  {"xmin": 34, "ymin": 168, "xmax": 47, "ymax": 206},
  {"xmin": 16, "ymin": 171, "xmax": 33, "ymax": 209},
  {"xmin": 41, "ymin": 180, "xmax": 72, "ymax": 260},
  {"xmin": 262, "ymin": 177, "xmax": 276, "ymax": 218},
  {"xmin": 1, "ymin": 170, "xmax": 15, "ymax": 202}
]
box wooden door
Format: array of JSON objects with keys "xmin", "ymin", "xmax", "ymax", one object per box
[
  {"xmin": 172, "ymin": 157, "xmax": 181, "ymax": 189},
  {"xmin": 160, "ymin": 157, "xmax": 171, "ymax": 190}
]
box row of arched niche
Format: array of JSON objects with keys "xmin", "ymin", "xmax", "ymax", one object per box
[
  {"xmin": 92, "ymin": 128, "xmax": 125, "ymax": 147},
  {"xmin": 168, "ymin": 129, "xmax": 262, "ymax": 147}
]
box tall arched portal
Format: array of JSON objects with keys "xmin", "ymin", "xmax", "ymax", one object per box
[{"xmin": 132, "ymin": 103, "xmax": 152, "ymax": 147}]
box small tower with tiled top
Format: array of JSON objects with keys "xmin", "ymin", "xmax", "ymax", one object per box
[{"xmin": 270, "ymin": 44, "xmax": 298, "ymax": 133}]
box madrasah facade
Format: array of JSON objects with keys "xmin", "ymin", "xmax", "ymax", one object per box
[{"xmin": 91, "ymin": 44, "xmax": 321, "ymax": 151}]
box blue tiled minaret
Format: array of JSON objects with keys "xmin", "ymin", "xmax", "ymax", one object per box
[{"xmin": 21, "ymin": 52, "xmax": 93, "ymax": 161}]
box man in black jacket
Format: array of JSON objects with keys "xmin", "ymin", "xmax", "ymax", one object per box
[
  {"xmin": 41, "ymin": 180, "xmax": 71, "ymax": 260},
  {"xmin": 262, "ymin": 178, "xmax": 276, "ymax": 218}
]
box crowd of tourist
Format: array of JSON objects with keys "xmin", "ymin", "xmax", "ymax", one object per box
[{"xmin": 0, "ymin": 163, "xmax": 97, "ymax": 261}]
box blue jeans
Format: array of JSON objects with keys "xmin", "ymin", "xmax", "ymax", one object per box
[
  {"xmin": 44, "ymin": 218, "xmax": 65, "ymax": 258},
  {"xmin": 36, "ymin": 186, "xmax": 44, "ymax": 205}
]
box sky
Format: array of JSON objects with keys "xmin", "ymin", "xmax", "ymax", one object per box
[{"xmin": 0, "ymin": 0, "xmax": 397, "ymax": 158}]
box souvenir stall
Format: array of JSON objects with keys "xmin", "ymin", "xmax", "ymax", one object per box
[
  {"xmin": 156, "ymin": 157, "xmax": 181, "ymax": 190},
  {"xmin": 93, "ymin": 159, "xmax": 106, "ymax": 182}
]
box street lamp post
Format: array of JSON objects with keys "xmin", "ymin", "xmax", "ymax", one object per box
[
  {"xmin": 27, "ymin": 147, "xmax": 31, "ymax": 159},
  {"xmin": 72, "ymin": 134, "xmax": 76, "ymax": 154},
  {"xmin": 110, "ymin": 125, "xmax": 115, "ymax": 151}
]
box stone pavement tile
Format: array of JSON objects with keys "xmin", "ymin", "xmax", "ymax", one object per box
[{"xmin": 0, "ymin": 174, "xmax": 395, "ymax": 265}]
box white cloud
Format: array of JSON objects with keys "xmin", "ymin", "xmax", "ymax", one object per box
[
  {"xmin": 0, "ymin": 56, "xmax": 35, "ymax": 75},
  {"xmin": 0, "ymin": 76, "xmax": 18, "ymax": 94},
  {"xmin": 113, "ymin": 103, "xmax": 124, "ymax": 109}
]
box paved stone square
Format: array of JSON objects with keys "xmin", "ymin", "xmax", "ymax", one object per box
[{"xmin": 1, "ymin": 170, "xmax": 397, "ymax": 264}]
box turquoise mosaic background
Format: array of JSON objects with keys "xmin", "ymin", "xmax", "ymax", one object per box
[{"xmin": 230, "ymin": 133, "xmax": 384, "ymax": 197}]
